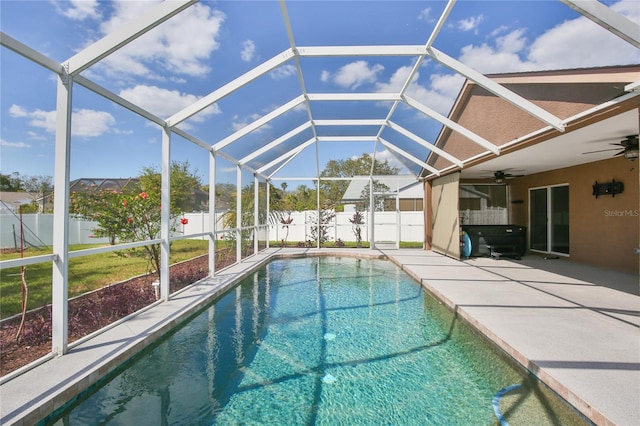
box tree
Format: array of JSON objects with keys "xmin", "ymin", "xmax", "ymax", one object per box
[
  {"xmin": 359, "ymin": 180, "xmax": 391, "ymax": 211},
  {"xmin": 306, "ymin": 205, "xmax": 335, "ymax": 246},
  {"xmin": 0, "ymin": 172, "xmax": 24, "ymax": 192},
  {"xmin": 319, "ymin": 153, "xmax": 400, "ymax": 207},
  {"xmin": 70, "ymin": 185, "xmax": 133, "ymax": 245},
  {"xmin": 281, "ymin": 184, "xmax": 317, "ymax": 211},
  {"xmin": 69, "ymin": 161, "xmax": 202, "ymax": 277},
  {"xmin": 139, "ymin": 161, "xmax": 203, "ymax": 213},
  {"xmin": 22, "ymin": 175, "xmax": 53, "ymax": 212},
  {"xmin": 220, "ymin": 181, "xmax": 284, "ymax": 252},
  {"xmin": 349, "ymin": 210, "xmax": 365, "ymax": 247}
]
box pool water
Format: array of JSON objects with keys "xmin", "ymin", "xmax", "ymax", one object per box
[{"xmin": 47, "ymin": 257, "xmax": 586, "ymax": 425}]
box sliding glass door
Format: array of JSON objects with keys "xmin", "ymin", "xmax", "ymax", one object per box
[{"xmin": 529, "ymin": 185, "xmax": 569, "ymax": 255}]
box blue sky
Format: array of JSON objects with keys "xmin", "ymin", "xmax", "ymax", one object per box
[{"xmin": 1, "ymin": 0, "xmax": 638, "ymax": 186}]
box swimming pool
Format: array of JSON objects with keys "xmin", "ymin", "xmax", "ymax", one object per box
[{"xmin": 46, "ymin": 257, "xmax": 586, "ymax": 425}]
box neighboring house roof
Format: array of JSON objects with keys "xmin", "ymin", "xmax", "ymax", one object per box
[
  {"xmin": 69, "ymin": 178, "xmax": 139, "ymax": 192},
  {"xmin": 342, "ymin": 176, "xmax": 422, "ymax": 202},
  {"xmin": 425, "ymin": 64, "xmax": 640, "ymax": 180},
  {"xmin": 0, "ymin": 192, "xmax": 38, "ymax": 212},
  {"xmin": 459, "ymin": 186, "xmax": 491, "ymax": 200}
]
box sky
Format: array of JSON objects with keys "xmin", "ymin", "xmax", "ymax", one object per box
[{"xmin": 0, "ymin": 0, "xmax": 638, "ymax": 187}]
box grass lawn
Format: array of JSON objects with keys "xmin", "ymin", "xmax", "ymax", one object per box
[
  {"xmin": 269, "ymin": 240, "xmax": 423, "ymax": 249},
  {"xmin": 0, "ymin": 240, "xmax": 208, "ymax": 319}
]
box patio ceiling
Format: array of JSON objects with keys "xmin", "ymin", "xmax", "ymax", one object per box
[
  {"xmin": 2, "ymin": 0, "xmax": 639, "ymax": 184},
  {"xmin": 460, "ymin": 108, "xmax": 639, "ymax": 180}
]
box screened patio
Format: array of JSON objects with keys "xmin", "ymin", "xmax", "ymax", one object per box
[{"xmin": 0, "ymin": 0, "xmax": 638, "ymax": 364}]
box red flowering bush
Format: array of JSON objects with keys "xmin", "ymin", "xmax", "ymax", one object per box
[{"xmin": 71, "ymin": 185, "xmax": 179, "ymax": 278}]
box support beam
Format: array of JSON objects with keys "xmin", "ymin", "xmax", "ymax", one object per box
[
  {"xmin": 307, "ymin": 93, "xmax": 401, "ymax": 102},
  {"xmin": 296, "ymin": 45, "xmax": 426, "ymax": 57},
  {"xmin": 66, "ymin": 0, "xmax": 196, "ymax": 75},
  {"xmin": 0, "ymin": 32, "xmax": 63, "ymax": 74},
  {"xmin": 317, "ymin": 136, "xmax": 378, "ymax": 142},
  {"xmin": 266, "ymin": 139, "xmax": 316, "ymax": 178},
  {"xmin": 378, "ymin": 138, "xmax": 441, "ymax": 176},
  {"xmin": 51, "ymin": 71, "xmax": 73, "ymax": 356},
  {"xmin": 313, "ymin": 119, "xmax": 386, "ymax": 126},
  {"xmin": 369, "ymin": 177, "xmax": 375, "ymax": 249},
  {"xmin": 236, "ymin": 166, "xmax": 242, "ymax": 264},
  {"xmin": 240, "ymin": 122, "xmax": 311, "ymax": 165},
  {"xmin": 560, "ymin": 0, "xmax": 640, "ymax": 48},
  {"xmin": 209, "ymin": 152, "xmax": 216, "ymax": 276},
  {"xmin": 212, "ymin": 95, "xmax": 305, "ymax": 152},
  {"xmin": 75, "ymin": 75, "xmax": 165, "ymax": 127},
  {"xmin": 266, "ymin": 181, "xmax": 271, "ymax": 249},
  {"xmin": 257, "ymin": 138, "xmax": 315, "ymax": 174},
  {"xmin": 425, "ymin": 0, "xmax": 457, "ymax": 49},
  {"xmin": 427, "ymin": 47, "xmax": 566, "ymax": 131},
  {"xmin": 160, "ymin": 126, "xmax": 171, "ymax": 301},
  {"xmin": 403, "ymin": 95, "xmax": 500, "ymax": 155},
  {"xmin": 386, "ymin": 121, "xmax": 464, "ymax": 167},
  {"xmin": 168, "ymin": 49, "xmax": 296, "ymax": 126},
  {"xmin": 254, "ymin": 175, "xmax": 259, "ymax": 255}
]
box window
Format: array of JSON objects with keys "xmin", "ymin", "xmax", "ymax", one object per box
[{"xmin": 459, "ymin": 185, "xmax": 508, "ymax": 225}]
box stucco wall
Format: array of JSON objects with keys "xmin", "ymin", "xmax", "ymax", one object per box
[
  {"xmin": 432, "ymin": 83, "xmax": 619, "ymax": 170},
  {"xmin": 508, "ymin": 156, "xmax": 639, "ymax": 274}
]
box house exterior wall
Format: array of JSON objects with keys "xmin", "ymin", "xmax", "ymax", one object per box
[
  {"xmin": 432, "ymin": 83, "xmax": 620, "ymax": 170},
  {"xmin": 508, "ymin": 156, "xmax": 639, "ymax": 274}
]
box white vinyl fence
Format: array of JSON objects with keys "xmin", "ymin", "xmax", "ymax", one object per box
[
  {"xmin": 2, "ymin": 211, "xmax": 425, "ymax": 249},
  {"xmin": 181, "ymin": 211, "xmax": 424, "ymax": 244}
]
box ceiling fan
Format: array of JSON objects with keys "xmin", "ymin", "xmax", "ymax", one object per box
[
  {"xmin": 582, "ymin": 134, "xmax": 639, "ymax": 161},
  {"xmin": 492, "ymin": 170, "xmax": 524, "ymax": 184}
]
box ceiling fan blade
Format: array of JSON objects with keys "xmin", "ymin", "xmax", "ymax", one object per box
[{"xmin": 582, "ymin": 148, "xmax": 619, "ymax": 154}]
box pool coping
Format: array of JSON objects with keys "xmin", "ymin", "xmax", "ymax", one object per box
[{"xmin": 1, "ymin": 248, "xmax": 638, "ymax": 425}]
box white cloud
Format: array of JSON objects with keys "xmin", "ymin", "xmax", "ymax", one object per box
[
  {"xmin": 375, "ymin": 149, "xmax": 406, "ymax": 171},
  {"xmin": 72, "ymin": 109, "xmax": 116, "ymax": 137},
  {"xmin": 96, "ymin": 2, "xmax": 225, "ymax": 79},
  {"xmin": 10, "ymin": 105, "xmax": 115, "ymax": 137},
  {"xmin": 241, "ymin": 40, "xmax": 256, "ymax": 62},
  {"xmin": 458, "ymin": 0, "xmax": 639, "ymax": 73},
  {"xmin": 119, "ymin": 85, "xmax": 221, "ymax": 121},
  {"xmin": 270, "ymin": 64, "xmax": 297, "ymax": 80},
  {"xmin": 9, "ymin": 104, "xmax": 28, "ymax": 117},
  {"xmin": 26, "ymin": 109, "xmax": 57, "ymax": 133},
  {"xmin": 375, "ymin": 66, "xmax": 464, "ymax": 115},
  {"xmin": 52, "ymin": 0, "xmax": 100, "ymax": 21},
  {"xmin": 231, "ymin": 113, "xmax": 272, "ymax": 133},
  {"xmin": 0, "ymin": 139, "xmax": 31, "ymax": 149},
  {"xmin": 320, "ymin": 70, "xmax": 330, "ymax": 82},
  {"xmin": 330, "ymin": 61, "xmax": 385, "ymax": 89},
  {"xmin": 458, "ymin": 15, "xmax": 484, "ymax": 32},
  {"xmin": 418, "ymin": 7, "xmax": 432, "ymax": 22}
]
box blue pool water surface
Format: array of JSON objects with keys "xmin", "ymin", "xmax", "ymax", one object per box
[{"xmin": 48, "ymin": 257, "xmax": 585, "ymax": 425}]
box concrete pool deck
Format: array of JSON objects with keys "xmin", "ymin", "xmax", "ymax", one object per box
[{"xmin": 0, "ymin": 248, "xmax": 638, "ymax": 425}]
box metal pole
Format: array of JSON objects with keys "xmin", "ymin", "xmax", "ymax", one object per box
[
  {"xmin": 209, "ymin": 151, "xmax": 216, "ymax": 276},
  {"xmin": 51, "ymin": 69, "xmax": 72, "ymax": 355},
  {"xmin": 160, "ymin": 126, "xmax": 171, "ymax": 301},
  {"xmin": 396, "ymin": 186, "xmax": 401, "ymax": 249},
  {"xmin": 369, "ymin": 177, "xmax": 374, "ymax": 249},
  {"xmin": 316, "ymin": 178, "xmax": 320, "ymax": 249},
  {"xmin": 266, "ymin": 180, "xmax": 270, "ymax": 249},
  {"xmin": 254, "ymin": 174, "xmax": 259, "ymax": 255},
  {"xmin": 236, "ymin": 165, "xmax": 242, "ymax": 263}
]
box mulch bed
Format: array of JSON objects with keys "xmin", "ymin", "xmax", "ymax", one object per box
[{"xmin": 0, "ymin": 255, "xmax": 216, "ymax": 377}]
